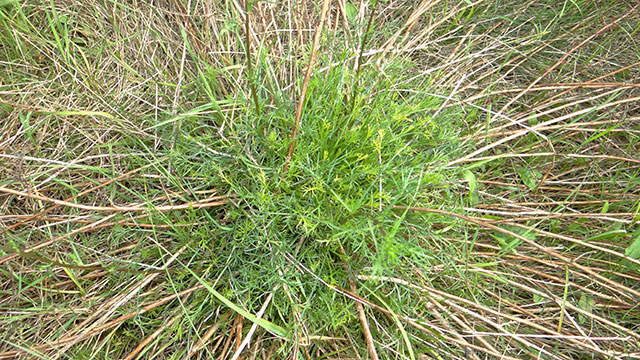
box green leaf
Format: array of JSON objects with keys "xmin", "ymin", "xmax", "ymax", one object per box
[
  {"xmin": 491, "ymin": 233, "xmax": 508, "ymax": 248},
  {"xmin": 19, "ymin": 111, "xmax": 35, "ymax": 146},
  {"xmin": 625, "ymin": 233, "xmax": 640, "ymax": 260},
  {"xmin": 462, "ymin": 170, "xmax": 479, "ymax": 205},
  {"xmin": 345, "ymin": 2, "xmax": 357, "ymax": 24},
  {"xmin": 0, "ymin": 0, "xmax": 18, "ymax": 7},
  {"xmin": 516, "ymin": 167, "xmax": 536, "ymax": 190},
  {"xmin": 184, "ymin": 267, "xmax": 287, "ymax": 337},
  {"xmin": 578, "ymin": 293, "xmax": 595, "ymax": 312},
  {"xmin": 462, "ymin": 170, "xmax": 477, "ymax": 196},
  {"xmin": 61, "ymin": 267, "xmax": 85, "ymax": 295},
  {"xmin": 584, "ymin": 229, "xmax": 626, "ymax": 242},
  {"xmin": 577, "ymin": 293, "xmax": 595, "ymax": 324}
]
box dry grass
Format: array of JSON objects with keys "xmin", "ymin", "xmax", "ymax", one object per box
[{"xmin": 1, "ymin": 0, "xmax": 639, "ymax": 359}]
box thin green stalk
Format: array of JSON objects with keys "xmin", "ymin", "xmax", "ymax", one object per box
[
  {"xmin": 350, "ymin": 0, "xmax": 378, "ymax": 113},
  {"xmin": 244, "ymin": 0, "xmax": 261, "ymax": 117}
]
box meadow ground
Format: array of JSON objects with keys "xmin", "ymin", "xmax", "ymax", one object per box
[{"xmin": 1, "ymin": 0, "xmax": 639, "ymax": 359}]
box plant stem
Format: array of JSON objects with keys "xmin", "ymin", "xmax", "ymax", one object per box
[
  {"xmin": 245, "ymin": 0, "xmax": 261, "ymax": 117},
  {"xmin": 350, "ymin": 0, "xmax": 378, "ymax": 113}
]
